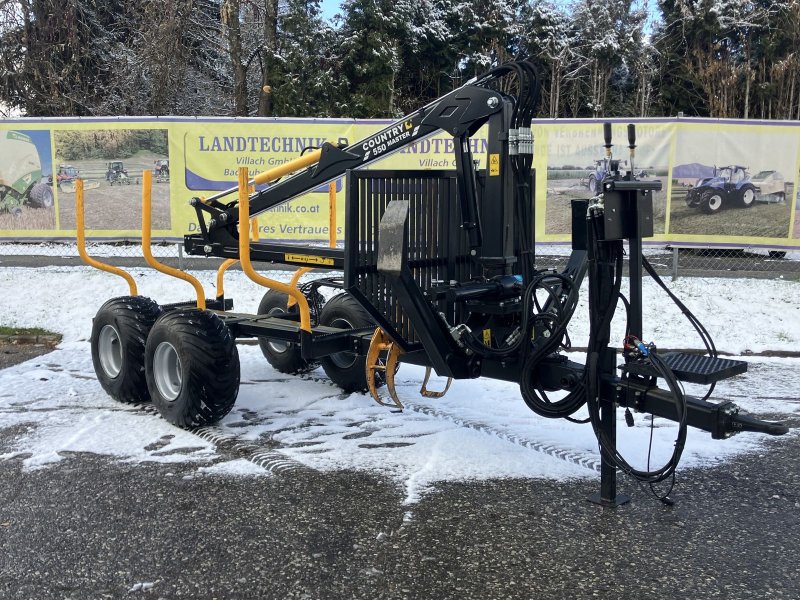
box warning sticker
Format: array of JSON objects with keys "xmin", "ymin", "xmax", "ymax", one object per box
[
  {"xmin": 489, "ymin": 153, "xmax": 500, "ymax": 176},
  {"xmin": 284, "ymin": 253, "xmax": 335, "ymax": 266}
]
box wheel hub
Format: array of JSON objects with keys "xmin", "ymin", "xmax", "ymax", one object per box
[
  {"xmin": 266, "ymin": 307, "xmax": 290, "ymax": 353},
  {"xmin": 329, "ymin": 317, "xmax": 357, "ymax": 369},
  {"xmin": 153, "ymin": 341, "xmax": 183, "ymax": 401},
  {"xmin": 98, "ymin": 324, "xmax": 122, "ymax": 378}
]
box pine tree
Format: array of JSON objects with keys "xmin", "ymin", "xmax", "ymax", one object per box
[
  {"xmin": 271, "ymin": 0, "xmax": 342, "ymax": 117},
  {"xmin": 337, "ymin": 0, "xmax": 401, "ymax": 117},
  {"xmin": 386, "ymin": 0, "xmax": 459, "ymax": 114},
  {"xmin": 521, "ymin": 0, "xmax": 573, "ymax": 118},
  {"xmin": 569, "ymin": 0, "xmax": 641, "ymax": 118},
  {"xmin": 453, "ymin": 0, "xmax": 524, "ymax": 78}
]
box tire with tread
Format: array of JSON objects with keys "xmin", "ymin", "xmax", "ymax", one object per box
[
  {"xmin": 91, "ymin": 296, "xmax": 161, "ymax": 403},
  {"xmin": 700, "ymin": 190, "xmax": 724, "ymax": 214},
  {"xmin": 257, "ymin": 290, "xmax": 315, "ymax": 374},
  {"xmin": 145, "ymin": 309, "xmax": 239, "ymax": 428},
  {"xmin": 28, "ymin": 183, "xmax": 54, "ymax": 208},
  {"xmin": 319, "ymin": 293, "xmax": 378, "ymax": 393},
  {"xmin": 737, "ymin": 184, "xmax": 756, "ymax": 208}
]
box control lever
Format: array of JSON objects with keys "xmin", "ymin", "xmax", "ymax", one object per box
[
  {"xmin": 603, "ymin": 122, "xmax": 613, "ymax": 157},
  {"xmin": 603, "ymin": 122, "xmax": 613, "ymax": 182},
  {"xmin": 627, "ymin": 124, "xmax": 636, "ymax": 180}
]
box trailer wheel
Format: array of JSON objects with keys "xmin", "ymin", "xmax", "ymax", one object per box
[
  {"xmin": 91, "ymin": 296, "xmax": 161, "ymax": 403},
  {"xmin": 700, "ymin": 190, "xmax": 723, "ymax": 214},
  {"xmin": 256, "ymin": 290, "xmax": 315, "ymax": 374},
  {"xmin": 27, "ymin": 183, "xmax": 54, "ymax": 208},
  {"xmin": 145, "ymin": 309, "xmax": 239, "ymax": 428},
  {"xmin": 737, "ymin": 184, "xmax": 756, "ymax": 208},
  {"xmin": 319, "ymin": 293, "xmax": 379, "ymax": 393}
]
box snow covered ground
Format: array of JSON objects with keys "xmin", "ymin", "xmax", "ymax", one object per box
[{"xmin": 0, "ymin": 265, "xmax": 797, "ymax": 504}]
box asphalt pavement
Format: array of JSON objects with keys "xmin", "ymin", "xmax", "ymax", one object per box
[
  {"xmin": 1, "ymin": 396, "xmax": 798, "ymax": 599},
  {"xmin": 1, "ymin": 252, "xmax": 798, "ymax": 598}
]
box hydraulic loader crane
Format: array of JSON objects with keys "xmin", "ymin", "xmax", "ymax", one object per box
[{"xmin": 82, "ymin": 60, "xmax": 788, "ymax": 505}]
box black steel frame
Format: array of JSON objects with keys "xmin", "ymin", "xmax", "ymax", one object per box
[{"xmin": 171, "ymin": 58, "xmax": 788, "ymax": 506}]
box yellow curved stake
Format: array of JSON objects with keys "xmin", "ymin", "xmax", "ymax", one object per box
[
  {"xmin": 75, "ymin": 179, "xmax": 138, "ymax": 296},
  {"xmin": 285, "ymin": 267, "xmax": 312, "ymax": 308},
  {"xmin": 215, "ymin": 258, "xmax": 239, "ymax": 300},
  {"xmin": 237, "ymin": 168, "xmax": 311, "ymax": 332},
  {"xmin": 329, "ymin": 181, "xmax": 337, "ymax": 248},
  {"xmin": 215, "ymin": 218, "xmax": 259, "ymax": 301},
  {"xmin": 141, "ymin": 170, "xmax": 206, "ymax": 309}
]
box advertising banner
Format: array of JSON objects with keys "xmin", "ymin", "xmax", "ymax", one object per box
[{"xmin": 0, "ymin": 116, "xmax": 797, "ymax": 248}]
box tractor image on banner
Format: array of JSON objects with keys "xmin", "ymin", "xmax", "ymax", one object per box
[
  {"xmin": 684, "ymin": 165, "xmax": 758, "ymax": 213},
  {"xmin": 0, "ymin": 130, "xmax": 54, "ymax": 215}
]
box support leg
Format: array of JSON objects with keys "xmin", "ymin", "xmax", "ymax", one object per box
[{"xmin": 588, "ymin": 398, "xmax": 630, "ymax": 507}]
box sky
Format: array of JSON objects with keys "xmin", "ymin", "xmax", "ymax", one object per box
[
  {"xmin": 318, "ymin": 0, "xmax": 661, "ymax": 27},
  {"xmin": 0, "ymin": 262, "xmax": 796, "ymax": 504},
  {"xmin": 320, "ymin": 0, "xmax": 340, "ymax": 21}
]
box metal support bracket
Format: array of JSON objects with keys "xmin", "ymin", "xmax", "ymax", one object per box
[
  {"xmin": 420, "ymin": 368, "xmax": 453, "ymax": 398},
  {"xmin": 365, "ymin": 328, "xmax": 404, "ymax": 409}
]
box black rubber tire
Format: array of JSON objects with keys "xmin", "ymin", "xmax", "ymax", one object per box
[
  {"xmin": 256, "ymin": 290, "xmax": 314, "ymax": 374},
  {"xmin": 27, "ymin": 183, "xmax": 54, "ymax": 208},
  {"xmin": 145, "ymin": 309, "xmax": 239, "ymax": 428},
  {"xmin": 737, "ymin": 184, "xmax": 756, "ymax": 208},
  {"xmin": 700, "ymin": 190, "xmax": 724, "ymax": 214},
  {"xmin": 91, "ymin": 296, "xmax": 161, "ymax": 404},
  {"xmin": 588, "ymin": 176, "xmax": 598, "ymax": 194},
  {"xmin": 319, "ymin": 293, "xmax": 377, "ymax": 393}
]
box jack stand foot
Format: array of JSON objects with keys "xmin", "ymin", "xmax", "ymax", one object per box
[{"xmin": 587, "ymin": 492, "xmax": 630, "ymax": 507}]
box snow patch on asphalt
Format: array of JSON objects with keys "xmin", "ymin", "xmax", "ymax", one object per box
[
  {"xmin": 197, "ymin": 459, "xmax": 269, "ymax": 477},
  {"xmin": 0, "ymin": 266, "xmax": 797, "ymax": 503}
]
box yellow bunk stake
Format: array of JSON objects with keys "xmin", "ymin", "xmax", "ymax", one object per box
[
  {"xmin": 328, "ymin": 180, "xmax": 337, "ymax": 248},
  {"xmin": 75, "ymin": 179, "xmax": 138, "ymax": 296},
  {"xmin": 215, "ymin": 218, "xmax": 260, "ymax": 304},
  {"xmin": 141, "ymin": 170, "xmax": 207, "ymax": 310},
  {"xmin": 285, "ymin": 267, "xmax": 312, "ymax": 308},
  {"xmin": 237, "ymin": 167, "xmax": 311, "ymax": 332},
  {"xmin": 215, "ymin": 259, "xmax": 239, "ymax": 302},
  {"xmin": 364, "ymin": 328, "xmax": 404, "ymax": 409}
]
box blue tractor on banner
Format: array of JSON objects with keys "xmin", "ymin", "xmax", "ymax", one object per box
[{"xmin": 685, "ymin": 165, "xmax": 757, "ymax": 214}]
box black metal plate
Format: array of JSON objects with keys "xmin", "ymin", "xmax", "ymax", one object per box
[{"xmin": 625, "ymin": 352, "xmax": 747, "ymax": 385}]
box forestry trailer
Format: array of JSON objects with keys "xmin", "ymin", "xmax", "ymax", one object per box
[{"xmin": 79, "ymin": 60, "xmax": 787, "ymax": 505}]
